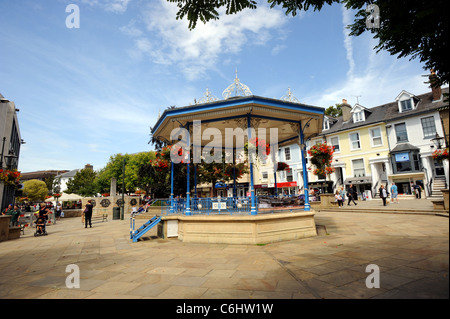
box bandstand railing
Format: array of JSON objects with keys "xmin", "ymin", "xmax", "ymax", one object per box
[{"xmin": 160, "ymin": 196, "xmax": 253, "ymax": 215}]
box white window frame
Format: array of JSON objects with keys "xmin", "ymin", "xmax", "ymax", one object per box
[
  {"xmin": 400, "ymin": 99, "xmax": 413, "ymax": 112},
  {"xmin": 261, "ymin": 171, "xmax": 268, "ymax": 181},
  {"xmin": 349, "ymin": 132, "xmax": 361, "ymax": 150},
  {"xmin": 284, "ymin": 147, "xmax": 291, "ymax": 161},
  {"xmin": 394, "ymin": 122, "xmax": 409, "ymax": 143},
  {"xmin": 322, "ymin": 117, "xmax": 330, "ymax": 130},
  {"xmin": 352, "ymin": 158, "xmax": 365, "ymax": 177},
  {"xmin": 353, "ymin": 111, "xmax": 364, "ymax": 123},
  {"xmin": 369, "ymin": 127, "xmax": 383, "ymax": 147},
  {"xmin": 396, "ymin": 91, "xmax": 416, "ymax": 113},
  {"xmin": 420, "ymin": 116, "xmax": 437, "ymax": 139},
  {"xmin": 329, "ymin": 135, "xmax": 340, "ymax": 153}
]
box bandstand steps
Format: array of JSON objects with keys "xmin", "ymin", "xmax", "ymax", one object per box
[{"xmin": 131, "ymin": 216, "xmax": 161, "ymax": 242}]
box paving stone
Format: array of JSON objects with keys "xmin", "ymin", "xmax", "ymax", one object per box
[{"xmin": 0, "ymin": 204, "xmax": 447, "ymax": 300}]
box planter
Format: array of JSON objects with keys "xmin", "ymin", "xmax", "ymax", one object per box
[
  {"xmin": 0, "ymin": 215, "xmax": 11, "ymax": 242},
  {"xmin": 319, "ymin": 193, "xmax": 337, "ymax": 207}
]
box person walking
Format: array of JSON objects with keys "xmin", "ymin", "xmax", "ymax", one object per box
[
  {"xmin": 335, "ymin": 190, "xmax": 343, "ymax": 208},
  {"xmin": 339, "ymin": 186, "xmax": 346, "ymax": 203},
  {"xmin": 83, "ymin": 200, "xmax": 93, "ymax": 228},
  {"xmin": 347, "ymin": 184, "xmax": 357, "ymax": 206},
  {"xmin": 390, "ymin": 182, "xmax": 399, "ymax": 204},
  {"xmin": 55, "ymin": 202, "xmax": 62, "ymax": 221},
  {"xmin": 379, "ymin": 184, "xmax": 388, "ymax": 206},
  {"xmin": 414, "ymin": 183, "xmax": 422, "ymax": 199}
]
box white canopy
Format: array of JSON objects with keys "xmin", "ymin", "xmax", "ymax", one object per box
[{"xmin": 45, "ymin": 192, "xmax": 83, "ymax": 202}]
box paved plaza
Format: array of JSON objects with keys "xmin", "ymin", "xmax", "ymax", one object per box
[{"xmin": 0, "ymin": 199, "xmax": 448, "ymax": 300}]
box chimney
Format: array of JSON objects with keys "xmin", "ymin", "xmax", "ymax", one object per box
[
  {"xmin": 429, "ymin": 69, "xmax": 442, "ymax": 102},
  {"xmin": 85, "ymin": 164, "xmax": 93, "ymax": 170},
  {"xmin": 341, "ymin": 99, "xmax": 352, "ymax": 122}
]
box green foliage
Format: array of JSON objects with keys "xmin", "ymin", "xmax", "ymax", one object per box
[
  {"xmin": 95, "ymin": 152, "xmax": 157, "ymax": 195},
  {"xmin": 324, "ymin": 103, "xmax": 342, "ymax": 118},
  {"xmin": 23, "ymin": 179, "xmax": 48, "ymax": 202},
  {"xmin": 167, "ymin": 0, "xmax": 257, "ymax": 30},
  {"xmin": 66, "ymin": 168, "xmax": 98, "ymax": 197}
]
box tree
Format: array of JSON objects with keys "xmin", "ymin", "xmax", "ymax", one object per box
[
  {"xmin": 23, "ymin": 179, "xmax": 48, "ymax": 202},
  {"xmin": 325, "ymin": 103, "xmax": 343, "ymax": 118},
  {"xmin": 66, "ymin": 168, "xmax": 98, "ymax": 197},
  {"xmin": 167, "ymin": 0, "xmax": 448, "ymax": 85},
  {"xmin": 196, "ymin": 151, "xmax": 248, "ymax": 197}
]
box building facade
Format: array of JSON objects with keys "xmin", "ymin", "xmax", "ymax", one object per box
[
  {"xmin": 1, "ymin": 93, "xmax": 23, "ymax": 210},
  {"xmin": 251, "ymin": 83, "xmax": 448, "ymax": 200}
]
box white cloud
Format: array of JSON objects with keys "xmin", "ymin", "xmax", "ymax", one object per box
[
  {"xmin": 342, "ymin": 6, "xmax": 355, "ymax": 78},
  {"xmin": 120, "ymin": 19, "xmax": 143, "ymax": 37},
  {"xmin": 304, "ymin": 5, "xmax": 427, "ymax": 109},
  {"xmin": 105, "ymin": 0, "xmax": 131, "ymax": 13},
  {"xmin": 78, "ymin": 0, "xmax": 131, "ymax": 14},
  {"xmin": 127, "ymin": 0, "xmax": 287, "ymax": 80}
]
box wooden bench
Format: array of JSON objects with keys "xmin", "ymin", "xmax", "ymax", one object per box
[{"xmin": 91, "ymin": 214, "xmax": 108, "ymax": 223}]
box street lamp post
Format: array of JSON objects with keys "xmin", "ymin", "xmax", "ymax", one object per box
[{"xmin": 121, "ymin": 158, "xmax": 125, "ymax": 220}]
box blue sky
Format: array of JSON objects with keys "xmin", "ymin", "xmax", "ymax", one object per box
[{"xmin": 1, "ymin": 0, "xmax": 430, "ymax": 173}]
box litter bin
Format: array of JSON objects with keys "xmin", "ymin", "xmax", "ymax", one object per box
[{"xmin": 113, "ymin": 207, "xmax": 121, "ymax": 220}]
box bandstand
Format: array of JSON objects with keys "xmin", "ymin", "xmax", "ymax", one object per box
[{"xmin": 148, "ymin": 75, "xmax": 325, "ymax": 244}]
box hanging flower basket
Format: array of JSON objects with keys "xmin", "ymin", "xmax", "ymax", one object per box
[
  {"xmin": 0, "ymin": 169, "xmax": 21, "ymax": 186},
  {"xmin": 277, "ymin": 162, "xmax": 290, "ymax": 171},
  {"xmin": 432, "ymin": 148, "xmax": 449, "ymax": 162},
  {"xmin": 244, "ymin": 137, "xmax": 270, "ymax": 161},
  {"xmin": 307, "ymin": 142, "xmax": 335, "ymax": 179}
]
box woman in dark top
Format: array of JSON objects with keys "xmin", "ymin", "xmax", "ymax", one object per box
[
  {"xmin": 83, "ymin": 200, "xmax": 93, "ymax": 228},
  {"xmin": 347, "ymin": 184, "xmax": 357, "ymax": 206}
]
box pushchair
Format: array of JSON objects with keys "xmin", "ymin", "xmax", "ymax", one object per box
[{"xmin": 34, "ymin": 216, "xmax": 48, "ymax": 236}]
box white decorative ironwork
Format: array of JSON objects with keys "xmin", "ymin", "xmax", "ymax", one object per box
[
  {"xmin": 196, "ymin": 88, "xmax": 219, "ymax": 104},
  {"xmin": 222, "ymin": 69, "xmax": 253, "ymax": 100},
  {"xmin": 280, "ymin": 87, "xmax": 301, "ymax": 103}
]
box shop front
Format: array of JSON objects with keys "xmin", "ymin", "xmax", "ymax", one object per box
[
  {"xmin": 344, "ymin": 177, "xmax": 373, "ymax": 200},
  {"xmin": 388, "ymin": 172, "xmax": 426, "ymax": 195},
  {"xmin": 255, "ymin": 181, "xmax": 298, "ymax": 196}
]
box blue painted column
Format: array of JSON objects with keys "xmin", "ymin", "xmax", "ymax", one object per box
[
  {"xmin": 299, "ymin": 122, "xmax": 310, "ymax": 211},
  {"xmin": 247, "ymin": 115, "xmax": 257, "ymax": 215},
  {"xmin": 233, "ymin": 147, "xmax": 237, "ymax": 198},
  {"xmin": 170, "ymin": 160, "xmax": 174, "ymax": 214},
  {"xmin": 185, "ymin": 122, "xmax": 192, "ymax": 215}
]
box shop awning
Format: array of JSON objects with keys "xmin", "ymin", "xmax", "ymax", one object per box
[{"xmin": 344, "ymin": 177, "xmax": 372, "ymax": 185}]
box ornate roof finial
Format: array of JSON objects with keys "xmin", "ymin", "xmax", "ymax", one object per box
[
  {"xmin": 222, "ymin": 69, "xmax": 252, "ymax": 99},
  {"xmin": 196, "ymin": 88, "xmax": 219, "ymax": 104},
  {"xmin": 280, "ymin": 87, "xmax": 300, "ymax": 103}
]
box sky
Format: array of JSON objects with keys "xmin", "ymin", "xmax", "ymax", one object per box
[{"xmin": 0, "ymin": 0, "xmax": 433, "ymax": 173}]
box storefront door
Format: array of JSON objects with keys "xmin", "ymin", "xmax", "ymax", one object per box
[{"xmin": 434, "ymin": 160, "xmax": 445, "ymax": 176}]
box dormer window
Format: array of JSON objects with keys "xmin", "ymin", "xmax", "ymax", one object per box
[
  {"xmin": 351, "ymin": 104, "xmax": 368, "ymax": 123},
  {"xmin": 323, "ymin": 117, "xmax": 330, "ymax": 130},
  {"xmin": 400, "ymin": 99, "xmax": 412, "ymax": 112},
  {"xmin": 396, "ymin": 90, "xmax": 417, "ymax": 113},
  {"xmin": 354, "ymin": 111, "xmax": 364, "ymax": 122}
]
